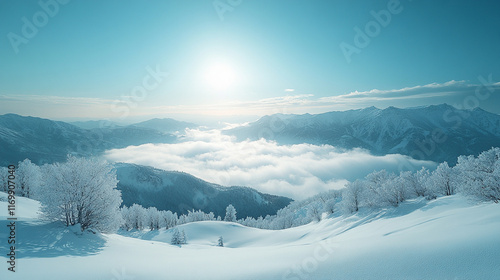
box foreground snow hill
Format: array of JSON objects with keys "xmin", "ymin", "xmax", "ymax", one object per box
[{"xmin": 1, "ymin": 192, "xmax": 499, "ymax": 279}]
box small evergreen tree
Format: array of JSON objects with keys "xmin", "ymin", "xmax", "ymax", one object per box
[
  {"xmin": 171, "ymin": 228, "xmax": 181, "ymax": 245},
  {"xmin": 180, "ymin": 229, "xmax": 187, "ymax": 244},
  {"xmin": 171, "ymin": 228, "xmax": 187, "ymax": 245},
  {"xmin": 218, "ymin": 236, "xmax": 224, "ymax": 247}
]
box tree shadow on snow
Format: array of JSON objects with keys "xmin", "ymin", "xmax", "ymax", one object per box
[
  {"xmin": 0, "ymin": 220, "xmax": 106, "ymax": 258},
  {"xmin": 380, "ymin": 198, "xmax": 429, "ymax": 219}
]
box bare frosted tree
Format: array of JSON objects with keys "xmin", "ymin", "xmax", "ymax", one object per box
[
  {"xmin": 455, "ymin": 148, "xmax": 500, "ymax": 202},
  {"xmin": 427, "ymin": 162, "xmax": 456, "ymax": 198},
  {"xmin": 224, "ymin": 204, "xmax": 237, "ymax": 222},
  {"xmin": 38, "ymin": 156, "xmax": 123, "ymax": 233},
  {"xmin": 17, "ymin": 159, "xmax": 41, "ymax": 198},
  {"xmin": 341, "ymin": 180, "xmax": 364, "ymax": 213}
]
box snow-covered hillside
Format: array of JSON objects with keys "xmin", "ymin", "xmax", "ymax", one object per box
[
  {"xmin": 1, "ymin": 191, "xmax": 499, "ymax": 279},
  {"xmin": 115, "ymin": 162, "xmax": 293, "ymax": 219}
]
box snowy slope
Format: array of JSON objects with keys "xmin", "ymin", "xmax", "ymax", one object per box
[{"xmin": 1, "ymin": 192, "xmax": 499, "ymax": 279}]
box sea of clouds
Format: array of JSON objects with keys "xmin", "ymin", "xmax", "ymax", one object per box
[{"xmin": 105, "ymin": 129, "xmax": 437, "ymax": 199}]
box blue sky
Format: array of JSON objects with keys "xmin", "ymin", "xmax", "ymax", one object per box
[{"xmin": 0, "ymin": 0, "xmax": 499, "ymax": 121}]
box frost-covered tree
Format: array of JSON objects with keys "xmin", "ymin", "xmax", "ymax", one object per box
[
  {"xmin": 380, "ymin": 175, "xmax": 407, "ymax": 207},
  {"xmin": 416, "ymin": 167, "xmax": 431, "ymax": 197},
  {"xmin": 146, "ymin": 207, "xmax": 161, "ymax": 230},
  {"xmin": 128, "ymin": 204, "xmax": 147, "ymax": 230},
  {"xmin": 178, "ymin": 214, "xmax": 187, "ymax": 225},
  {"xmin": 171, "ymin": 228, "xmax": 181, "ymax": 245},
  {"xmin": 181, "ymin": 229, "xmax": 187, "ymax": 244},
  {"xmin": 0, "ymin": 166, "xmax": 8, "ymax": 192},
  {"xmin": 224, "ymin": 204, "xmax": 237, "ymax": 222},
  {"xmin": 365, "ymin": 170, "xmax": 399, "ymax": 207},
  {"xmin": 171, "ymin": 228, "xmax": 187, "ymax": 245},
  {"xmin": 120, "ymin": 206, "xmax": 133, "ymax": 231},
  {"xmin": 307, "ymin": 202, "xmax": 323, "ymax": 222},
  {"xmin": 38, "ymin": 156, "xmax": 123, "ymax": 233},
  {"xmin": 455, "ymin": 148, "xmax": 500, "ymax": 202},
  {"xmin": 323, "ymin": 197, "xmax": 336, "ymax": 214},
  {"xmin": 341, "ymin": 180, "xmax": 364, "ymax": 213},
  {"xmin": 17, "ymin": 159, "xmax": 42, "ymax": 198},
  {"xmin": 218, "ymin": 236, "xmax": 224, "ymax": 247},
  {"xmin": 183, "ymin": 209, "xmax": 216, "ymax": 223},
  {"xmin": 240, "ymin": 216, "xmax": 257, "ymax": 228},
  {"xmin": 271, "ymin": 210, "xmax": 295, "ymax": 229},
  {"xmin": 398, "ymin": 170, "xmax": 424, "ymax": 198},
  {"xmin": 161, "ymin": 210, "xmax": 178, "ymax": 229},
  {"xmin": 426, "ymin": 162, "xmax": 456, "ymax": 198}
]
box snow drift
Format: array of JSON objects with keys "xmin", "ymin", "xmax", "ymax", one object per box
[{"xmin": 1, "ymin": 192, "xmax": 499, "ymax": 279}]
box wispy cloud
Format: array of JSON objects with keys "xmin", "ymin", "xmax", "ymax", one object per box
[
  {"xmin": 0, "ymin": 94, "xmax": 115, "ymax": 105},
  {"xmin": 164, "ymin": 80, "xmax": 499, "ymax": 116},
  {"xmin": 105, "ymin": 129, "xmax": 436, "ymax": 199},
  {"xmin": 0, "ymin": 94, "xmax": 121, "ymax": 119},
  {"xmin": 2, "ymin": 80, "xmax": 499, "ymax": 120},
  {"xmin": 147, "ymin": 94, "xmax": 315, "ymax": 117},
  {"xmin": 326, "ymin": 80, "xmax": 468, "ymax": 101}
]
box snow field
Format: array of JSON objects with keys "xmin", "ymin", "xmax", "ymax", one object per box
[{"xmin": 1, "ymin": 192, "xmax": 499, "ymax": 279}]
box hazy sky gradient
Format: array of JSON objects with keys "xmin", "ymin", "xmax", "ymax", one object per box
[{"xmin": 1, "ymin": 0, "xmax": 499, "ymax": 121}]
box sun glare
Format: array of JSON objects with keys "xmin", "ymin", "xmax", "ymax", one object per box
[{"xmin": 204, "ymin": 62, "xmax": 237, "ymax": 91}]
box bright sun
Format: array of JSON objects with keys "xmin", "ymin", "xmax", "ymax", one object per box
[{"xmin": 204, "ymin": 62, "xmax": 237, "ymax": 91}]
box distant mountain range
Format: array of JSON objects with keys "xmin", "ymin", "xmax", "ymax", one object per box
[
  {"xmin": 0, "ymin": 114, "xmax": 194, "ymax": 165},
  {"xmin": 115, "ymin": 163, "xmax": 292, "ymax": 218},
  {"xmin": 131, "ymin": 118, "xmax": 197, "ymax": 133},
  {"xmin": 225, "ymin": 104, "xmax": 500, "ymax": 163},
  {"xmin": 2, "ymin": 104, "xmax": 499, "ymax": 166},
  {"xmin": 69, "ymin": 120, "xmax": 123, "ymax": 130}
]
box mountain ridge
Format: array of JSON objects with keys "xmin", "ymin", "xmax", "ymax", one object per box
[
  {"xmin": 130, "ymin": 118, "xmax": 197, "ymax": 133},
  {"xmin": 225, "ymin": 104, "xmax": 500, "ymax": 163},
  {"xmin": 0, "ymin": 114, "xmax": 177, "ymax": 165}
]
